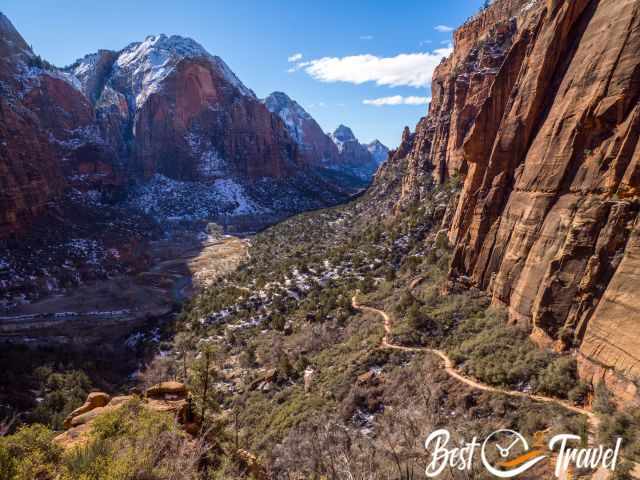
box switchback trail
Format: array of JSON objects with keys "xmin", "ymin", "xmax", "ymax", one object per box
[
  {"xmin": 351, "ymin": 294, "xmax": 595, "ymax": 418},
  {"xmin": 351, "ymin": 293, "xmax": 618, "ymax": 479}
]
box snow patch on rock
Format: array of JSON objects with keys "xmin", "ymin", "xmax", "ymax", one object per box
[
  {"xmin": 263, "ymin": 91, "xmax": 312, "ymax": 144},
  {"xmin": 112, "ymin": 34, "xmax": 254, "ymax": 110}
]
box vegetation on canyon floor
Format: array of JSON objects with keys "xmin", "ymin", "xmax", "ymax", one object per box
[{"xmin": 3, "ymin": 178, "xmax": 637, "ymax": 479}]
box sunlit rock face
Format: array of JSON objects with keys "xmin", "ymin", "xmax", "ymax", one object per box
[
  {"xmin": 71, "ymin": 34, "xmax": 302, "ymax": 182},
  {"xmin": 263, "ymin": 91, "xmax": 340, "ymax": 168},
  {"xmin": 379, "ymin": 0, "xmax": 640, "ymax": 399}
]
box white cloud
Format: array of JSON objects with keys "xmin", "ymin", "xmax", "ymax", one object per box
[
  {"xmin": 300, "ymin": 47, "xmax": 452, "ymax": 88},
  {"xmin": 420, "ymin": 40, "xmax": 433, "ymax": 46},
  {"xmin": 288, "ymin": 53, "xmax": 303, "ymax": 62},
  {"xmin": 360, "ymin": 35, "xmax": 374, "ymax": 40},
  {"xmin": 434, "ymin": 25, "xmax": 454, "ymax": 32},
  {"xmin": 363, "ymin": 95, "xmax": 431, "ymax": 106}
]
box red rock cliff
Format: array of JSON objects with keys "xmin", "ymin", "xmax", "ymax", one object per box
[
  {"xmin": 0, "ymin": 12, "xmax": 107, "ymax": 238},
  {"xmin": 391, "ymin": 0, "xmax": 640, "ymax": 399}
]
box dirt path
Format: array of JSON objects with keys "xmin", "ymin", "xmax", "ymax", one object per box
[
  {"xmin": 352, "ymin": 294, "xmax": 596, "ymax": 418},
  {"xmin": 351, "ymin": 294, "xmax": 619, "ymax": 479}
]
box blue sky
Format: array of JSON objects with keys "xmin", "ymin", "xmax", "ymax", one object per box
[{"xmin": 2, "ymin": 0, "xmax": 487, "ymax": 148}]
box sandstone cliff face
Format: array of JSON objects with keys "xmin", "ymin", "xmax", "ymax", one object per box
[
  {"xmin": 0, "ymin": 13, "xmax": 112, "ymax": 238},
  {"xmin": 132, "ymin": 59, "xmax": 300, "ymax": 181},
  {"xmin": 399, "ymin": 0, "xmax": 531, "ymax": 204},
  {"xmin": 389, "ymin": 0, "xmax": 640, "ymax": 398}
]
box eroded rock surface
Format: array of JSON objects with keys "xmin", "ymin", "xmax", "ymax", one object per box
[
  {"xmin": 382, "ymin": 0, "xmax": 640, "ymax": 398},
  {"xmin": 54, "ymin": 382, "xmax": 193, "ymax": 450}
]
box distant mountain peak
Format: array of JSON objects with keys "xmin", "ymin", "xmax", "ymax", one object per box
[
  {"xmin": 263, "ymin": 91, "xmax": 311, "ymax": 121},
  {"xmin": 367, "ymin": 139, "xmax": 389, "ymax": 164},
  {"xmin": 332, "ymin": 124, "xmax": 356, "ymax": 142},
  {"xmin": 118, "ymin": 34, "xmax": 210, "ymax": 64},
  {"xmin": 70, "ymin": 33, "xmax": 255, "ymax": 111}
]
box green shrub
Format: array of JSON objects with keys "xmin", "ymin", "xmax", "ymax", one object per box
[
  {"xmin": 568, "ymin": 381, "xmax": 590, "ymax": 405},
  {"xmin": 0, "ymin": 424, "xmax": 62, "ymax": 480},
  {"xmin": 538, "ymin": 357, "xmax": 578, "ymax": 399},
  {"xmin": 31, "ymin": 369, "xmax": 92, "ymax": 429}
]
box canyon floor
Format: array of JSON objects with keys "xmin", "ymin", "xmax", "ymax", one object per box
[{"xmin": 0, "ymin": 232, "xmax": 248, "ymax": 346}]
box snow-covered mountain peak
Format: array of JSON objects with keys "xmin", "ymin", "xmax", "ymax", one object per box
[
  {"xmin": 107, "ymin": 34, "xmax": 254, "ymax": 109},
  {"xmin": 263, "ymin": 91, "xmax": 313, "ymax": 144},
  {"xmin": 332, "ymin": 124, "xmax": 356, "ymax": 143},
  {"xmin": 330, "ymin": 125, "xmax": 358, "ymax": 153},
  {"xmin": 367, "ymin": 140, "xmax": 389, "ymax": 164},
  {"xmin": 264, "ymin": 92, "xmax": 311, "ymax": 119},
  {"xmin": 117, "ymin": 34, "xmax": 209, "ymax": 69}
]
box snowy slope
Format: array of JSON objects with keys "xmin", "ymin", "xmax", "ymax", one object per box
[
  {"xmin": 70, "ymin": 34, "xmax": 256, "ymax": 111},
  {"xmin": 263, "ymin": 91, "xmax": 313, "ymax": 144},
  {"xmin": 367, "ymin": 140, "xmax": 389, "ymax": 165}
]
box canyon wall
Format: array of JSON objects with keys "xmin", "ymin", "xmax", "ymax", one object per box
[
  {"xmin": 391, "ymin": 0, "xmax": 640, "ymax": 399},
  {"xmin": 0, "ymin": 13, "xmax": 116, "ymax": 238}
]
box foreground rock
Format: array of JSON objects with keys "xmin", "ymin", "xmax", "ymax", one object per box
[
  {"xmin": 63, "ymin": 392, "xmax": 111, "ymax": 429},
  {"xmin": 55, "ymin": 382, "xmax": 196, "ymax": 450}
]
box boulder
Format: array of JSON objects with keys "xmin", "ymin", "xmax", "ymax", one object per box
[
  {"xmin": 145, "ymin": 381, "xmax": 188, "ymax": 399},
  {"xmin": 63, "ymin": 392, "xmax": 111, "ymax": 429}
]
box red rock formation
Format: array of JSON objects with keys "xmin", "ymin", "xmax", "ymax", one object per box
[
  {"xmin": 133, "ymin": 58, "xmax": 301, "ymax": 181},
  {"xmin": 389, "ymin": 0, "xmax": 640, "ymax": 399},
  {"xmin": 0, "ymin": 12, "xmax": 106, "ymax": 238},
  {"xmin": 1, "ymin": 22, "xmax": 351, "ymax": 239}
]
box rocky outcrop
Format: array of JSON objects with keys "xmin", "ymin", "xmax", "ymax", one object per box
[
  {"xmin": 385, "ymin": 0, "xmax": 640, "ymax": 399},
  {"xmin": 55, "ymin": 382, "xmax": 195, "ymax": 449},
  {"xmin": 397, "ymin": 0, "xmax": 530, "ymax": 203},
  {"xmin": 63, "ymin": 392, "xmax": 111, "ymax": 429}
]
